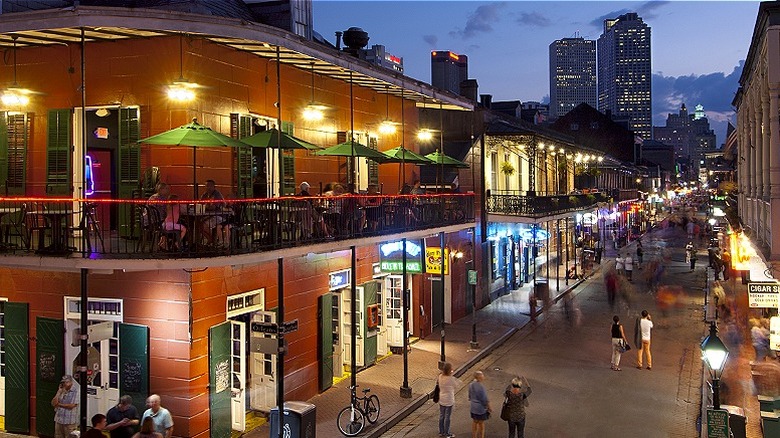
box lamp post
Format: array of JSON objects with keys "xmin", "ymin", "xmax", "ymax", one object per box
[{"xmin": 701, "ymin": 322, "xmax": 729, "ymax": 410}]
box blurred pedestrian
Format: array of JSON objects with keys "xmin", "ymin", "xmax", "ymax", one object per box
[
  {"xmin": 615, "ymin": 255, "xmax": 624, "ymax": 276},
  {"xmin": 502, "ymin": 376, "xmax": 532, "ymax": 438},
  {"xmin": 635, "ymin": 310, "xmax": 653, "ymax": 370},
  {"xmin": 437, "ymin": 362, "xmax": 458, "ymax": 438},
  {"xmin": 689, "ymin": 249, "xmax": 698, "ymax": 271},
  {"xmin": 636, "ymin": 240, "xmax": 644, "ymax": 266},
  {"xmin": 469, "ymin": 370, "xmax": 491, "ymax": 438},
  {"xmin": 610, "ymin": 315, "xmax": 629, "ymax": 371},
  {"xmin": 604, "ymin": 268, "xmax": 618, "ymax": 309},
  {"xmin": 750, "ymin": 318, "xmax": 771, "ymax": 362},
  {"xmin": 624, "ymin": 253, "xmax": 634, "ymax": 281}
]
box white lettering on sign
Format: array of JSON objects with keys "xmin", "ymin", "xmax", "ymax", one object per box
[
  {"xmin": 770, "ymin": 316, "xmax": 779, "ymax": 351},
  {"xmin": 747, "ymin": 282, "xmax": 780, "ymax": 294},
  {"xmin": 748, "ymin": 293, "xmax": 779, "ymax": 308}
]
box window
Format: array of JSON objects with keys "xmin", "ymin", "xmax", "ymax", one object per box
[{"xmin": 570, "ymin": 123, "xmax": 579, "ymax": 131}]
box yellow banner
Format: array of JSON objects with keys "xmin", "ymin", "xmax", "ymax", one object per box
[{"xmin": 425, "ymin": 247, "xmax": 449, "ymax": 275}]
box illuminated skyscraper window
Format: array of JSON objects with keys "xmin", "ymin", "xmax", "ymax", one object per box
[{"xmin": 549, "ymin": 37, "xmax": 596, "ymax": 119}]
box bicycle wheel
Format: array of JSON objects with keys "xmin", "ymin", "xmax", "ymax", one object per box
[
  {"xmin": 337, "ymin": 405, "xmax": 365, "ymax": 436},
  {"xmin": 365, "ymin": 394, "xmax": 381, "ymax": 424}
]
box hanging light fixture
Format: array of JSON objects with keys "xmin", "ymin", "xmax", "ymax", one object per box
[
  {"xmin": 2, "ymin": 37, "xmax": 33, "ymax": 107},
  {"xmin": 378, "ymin": 86, "xmax": 397, "ymax": 135},
  {"xmin": 167, "ymin": 33, "xmax": 200, "ymax": 102},
  {"xmin": 303, "ymin": 61, "xmax": 326, "ymax": 121},
  {"xmin": 417, "ymin": 128, "xmax": 434, "ymax": 141}
]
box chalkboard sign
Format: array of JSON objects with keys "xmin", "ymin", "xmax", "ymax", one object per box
[
  {"xmin": 122, "ymin": 361, "xmax": 142, "ymax": 393},
  {"xmin": 707, "ymin": 409, "xmax": 729, "ymax": 438},
  {"xmin": 38, "ymin": 352, "xmax": 56, "ymax": 382},
  {"xmin": 214, "ymin": 359, "xmax": 229, "ymax": 394}
]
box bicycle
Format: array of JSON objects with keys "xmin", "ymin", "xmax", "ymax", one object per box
[{"xmin": 336, "ymin": 385, "xmax": 381, "ymax": 436}]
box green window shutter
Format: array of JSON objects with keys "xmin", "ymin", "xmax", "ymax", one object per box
[
  {"xmin": 0, "ymin": 112, "xmax": 8, "ymax": 192},
  {"xmin": 368, "ymin": 137, "xmax": 379, "ymax": 186},
  {"xmin": 118, "ymin": 108, "xmax": 140, "ymax": 238},
  {"xmin": 35, "ymin": 317, "xmax": 64, "ymax": 438},
  {"xmin": 281, "ymin": 121, "xmax": 295, "ymax": 195},
  {"xmin": 208, "ymin": 322, "xmax": 232, "ymax": 438},
  {"xmin": 46, "ymin": 109, "xmax": 72, "ymax": 195},
  {"xmin": 119, "ymin": 323, "xmax": 149, "ymax": 415},
  {"xmin": 5, "ymin": 302, "xmax": 30, "ymax": 434},
  {"xmin": 231, "ymin": 114, "xmax": 253, "ymax": 198},
  {"xmin": 6, "ymin": 113, "xmax": 28, "ymax": 194},
  {"xmin": 318, "ymin": 294, "xmax": 333, "ymax": 392}
]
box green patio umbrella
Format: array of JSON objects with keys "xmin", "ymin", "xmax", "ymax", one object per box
[
  {"xmin": 138, "ymin": 118, "xmax": 248, "ymax": 198},
  {"xmin": 424, "ymin": 150, "xmax": 470, "ymax": 168},
  {"xmin": 316, "ymin": 140, "xmax": 396, "ymax": 163},
  {"xmin": 241, "ymin": 128, "xmax": 320, "ymax": 150},
  {"xmin": 383, "ymin": 146, "xmax": 432, "ymax": 164}
]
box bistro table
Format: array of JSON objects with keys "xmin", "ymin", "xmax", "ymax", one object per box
[
  {"xmin": 34, "ymin": 208, "xmax": 73, "ymax": 255},
  {"xmin": 181, "ymin": 206, "xmax": 233, "ymax": 252},
  {"xmin": 0, "ymin": 207, "xmax": 21, "ymax": 250}
]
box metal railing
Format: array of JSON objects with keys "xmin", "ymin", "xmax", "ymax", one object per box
[
  {"xmin": 486, "ymin": 192, "xmax": 611, "ymax": 218},
  {"xmin": 0, "ymin": 194, "xmax": 475, "ymax": 259}
]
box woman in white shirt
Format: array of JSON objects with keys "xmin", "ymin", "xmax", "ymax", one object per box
[{"xmin": 438, "ymin": 362, "xmax": 459, "ymax": 438}]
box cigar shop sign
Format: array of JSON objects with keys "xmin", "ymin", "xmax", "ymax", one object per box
[{"xmin": 747, "ymin": 282, "xmax": 780, "ymax": 308}]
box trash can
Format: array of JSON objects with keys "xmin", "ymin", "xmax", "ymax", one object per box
[
  {"xmin": 534, "ymin": 280, "xmax": 549, "ymax": 304},
  {"xmin": 269, "ymin": 401, "xmax": 317, "ymax": 438},
  {"xmin": 720, "ymin": 405, "xmax": 746, "ymax": 438}
]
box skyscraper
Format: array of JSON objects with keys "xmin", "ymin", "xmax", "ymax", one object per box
[
  {"xmin": 431, "ymin": 50, "xmax": 468, "ymax": 94},
  {"xmin": 597, "ymin": 12, "xmax": 652, "ymax": 140},
  {"xmin": 549, "ymin": 37, "xmax": 596, "ymax": 120}
]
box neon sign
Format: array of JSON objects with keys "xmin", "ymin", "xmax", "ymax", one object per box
[{"xmin": 84, "ymin": 154, "xmax": 95, "ymax": 196}]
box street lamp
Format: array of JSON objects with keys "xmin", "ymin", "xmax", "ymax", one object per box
[{"xmin": 701, "ymin": 322, "xmax": 729, "ymax": 410}]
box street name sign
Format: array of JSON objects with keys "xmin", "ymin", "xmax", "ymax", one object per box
[
  {"xmin": 707, "ymin": 409, "xmax": 729, "ymax": 438},
  {"xmin": 281, "ymin": 319, "xmax": 299, "ymax": 334},
  {"xmin": 251, "ymin": 321, "xmax": 278, "ymax": 334}
]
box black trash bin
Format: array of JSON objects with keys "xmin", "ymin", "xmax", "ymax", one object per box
[
  {"xmin": 269, "ymin": 401, "xmax": 317, "ymax": 438},
  {"xmin": 534, "ymin": 280, "xmax": 549, "ymax": 304},
  {"xmin": 721, "ymin": 404, "xmax": 746, "ymax": 438}
]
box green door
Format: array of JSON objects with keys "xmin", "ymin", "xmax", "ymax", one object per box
[
  {"xmin": 35, "ymin": 317, "xmax": 64, "ymax": 438},
  {"xmin": 117, "ymin": 107, "xmax": 140, "ymax": 238},
  {"xmin": 5, "ymin": 302, "xmax": 29, "ymax": 433},
  {"xmin": 362, "ymin": 282, "xmax": 378, "ymax": 366},
  {"xmin": 119, "ymin": 323, "xmax": 149, "ymax": 413},
  {"xmin": 318, "ymin": 294, "xmax": 333, "ymax": 392},
  {"xmin": 209, "ymin": 322, "xmax": 231, "ymax": 438}
]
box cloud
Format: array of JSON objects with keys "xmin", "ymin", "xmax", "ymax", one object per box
[
  {"xmin": 516, "ymin": 12, "xmax": 551, "ymax": 27},
  {"xmin": 423, "ymin": 35, "xmax": 438, "ymax": 47},
  {"xmin": 653, "ymin": 61, "xmax": 744, "ymax": 144},
  {"xmin": 589, "ymin": 1, "xmax": 670, "ymax": 28},
  {"xmin": 449, "ymin": 2, "xmax": 506, "ymax": 39}
]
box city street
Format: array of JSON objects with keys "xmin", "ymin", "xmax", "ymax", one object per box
[{"xmin": 382, "ymin": 223, "xmax": 707, "ymax": 438}]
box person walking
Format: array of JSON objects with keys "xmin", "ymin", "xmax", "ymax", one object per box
[
  {"xmin": 610, "ymin": 316, "xmax": 629, "ymax": 371},
  {"xmin": 106, "ymin": 395, "xmax": 140, "ymax": 438},
  {"xmin": 615, "ymin": 255, "xmax": 624, "ymax": 277},
  {"xmin": 469, "ymin": 370, "xmax": 491, "ymax": 438},
  {"xmin": 437, "ymin": 362, "xmax": 458, "ymax": 438},
  {"xmin": 624, "ymin": 253, "xmax": 634, "ymax": 281},
  {"xmin": 502, "ymin": 376, "xmax": 532, "ymax": 438},
  {"xmin": 636, "ymin": 310, "xmax": 653, "ymax": 370},
  {"xmin": 141, "ymin": 394, "xmax": 173, "ymax": 438},
  {"xmin": 689, "ymin": 248, "xmax": 698, "ymax": 271},
  {"xmin": 636, "ymin": 240, "xmax": 644, "ymax": 267},
  {"xmin": 51, "ymin": 375, "xmax": 80, "ymax": 438},
  {"xmin": 604, "ymin": 268, "xmax": 618, "ymax": 309}
]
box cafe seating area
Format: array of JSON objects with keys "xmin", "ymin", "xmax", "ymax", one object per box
[{"xmin": 0, "ymin": 193, "xmax": 475, "ymax": 259}]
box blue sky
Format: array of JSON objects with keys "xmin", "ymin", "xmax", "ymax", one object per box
[{"xmin": 312, "ymin": 1, "xmax": 760, "ymax": 144}]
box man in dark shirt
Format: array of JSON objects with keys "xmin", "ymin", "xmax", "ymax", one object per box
[
  {"xmin": 105, "ymin": 395, "xmax": 140, "ymax": 438},
  {"xmin": 83, "ymin": 414, "xmax": 107, "ymax": 438}
]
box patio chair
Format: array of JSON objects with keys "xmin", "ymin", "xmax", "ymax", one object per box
[
  {"xmin": 72, "ymin": 202, "xmax": 105, "ymax": 253},
  {"xmin": 24, "ymin": 203, "xmax": 48, "ymax": 250},
  {"xmin": 0, "ymin": 203, "xmax": 26, "ymax": 250}
]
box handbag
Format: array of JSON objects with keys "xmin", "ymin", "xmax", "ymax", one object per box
[
  {"xmin": 618, "ymin": 339, "xmax": 631, "ymax": 353},
  {"xmin": 500, "ymin": 398, "xmax": 510, "ymax": 421},
  {"xmin": 432, "ymin": 381, "xmax": 440, "ymax": 403}
]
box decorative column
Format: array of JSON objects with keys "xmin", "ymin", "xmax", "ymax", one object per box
[
  {"xmin": 762, "ymin": 83, "xmax": 771, "ymax": 202},
  {"xmin": 769, "ymin": 74, "xmax": 780, "ymax": 258},
  {"xmin": 528, "ymin": 139, "xmax": 537, "ymax": 196}
]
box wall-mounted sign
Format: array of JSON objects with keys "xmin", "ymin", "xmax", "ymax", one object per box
[
  {"xmin": 747, "ymin": 282, "xmax": 780, "ymax": 308},
  {"xmin": 379, "ymin": 240, "xmax": 424, "ymax": 273},
  {"xmin": 425, "ymin": 247, "xmax": 450, "ymax": 275},
  {"xmin": 770, "ymin": 316, "xmax": 779, "ymax": 351},
  {"xmin": 329, "ymin": 269, "xmax": 351, "ymax": 290}
]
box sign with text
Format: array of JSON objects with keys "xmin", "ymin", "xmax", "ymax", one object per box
[
  {"xmin": 468, "ymin": 269, "xmax": 478, "ymax": 286},
  {"xmin": 748, "ymin": 282, "xmax": 780, "ymax": 308},
  {"xmin": 329, "ymin": 269, "xmax": 351, "ymax": 290},
  {"xmin": 280, "ymin": 319, "xmax": 299, "ymax": 334},
  {"xmin": 771, "ymin": 316, "xmax": 780, "ymax": 351},
  {"xmin": 250, "ymin": 321, "xmax": 278, "ymax": 334},
  {"xmin": 706, "ymin": 409, "xmax": 729, "ymax": 438},
  {"xmin": 425, "ymin": 247, "xmax": 450, "ymax": 275},
  {"xmin": 379, "ymin": 240, "xmax": 424, "ymax": 273}
]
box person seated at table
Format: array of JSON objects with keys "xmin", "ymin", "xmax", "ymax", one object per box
[
  {"xmin": 410, "ymin": 180, "xmax": 426, "ymax": 195},
  {"xmin": 296, "ymin": 182, "xmax": 330, "ymax": 239},
  {"xmin": 147, "ymin": 182, "xmax": 171, "ymax": 224},
  {"xmin": 343, "ymin": 183, "xmax": 366, "ymax": 234},
  {"xmin": 200, "ymin": 179, "xmax": 228, "ymax": 247},
  {"xmin": 364, "ymin": 184, "xmax": 383, "ymax": 232},
  {"xmin": 323, "ymin": 183, "xmax": 345, "ymax": 235},
  {"xmin": 160, "ymin": 194, "xmax": 187, "ymax": 251},
  {"xmin": 398, "ymin": 184, "xmax": 419, "ymax": 227}
]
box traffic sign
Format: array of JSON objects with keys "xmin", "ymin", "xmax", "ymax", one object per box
[
  {"xmin": 281, "ymin": 319, "xmax": 299, "ymax": 334},
  {"xmin": 251, "ymin": 322, "xmax": 278, "ymax": 334}
]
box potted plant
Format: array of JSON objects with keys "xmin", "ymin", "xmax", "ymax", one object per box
[{"xmin": 500, "ymin": 161, "xmax": 516, "ymax": 176}]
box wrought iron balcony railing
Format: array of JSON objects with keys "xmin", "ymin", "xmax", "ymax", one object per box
[
  {"xmin": 486, "ymin": 191, "xmax": 611, "ymax": 218},
  {"xmin": 0, "ymin": 194, "xmax": 474, "ymax": 259}
]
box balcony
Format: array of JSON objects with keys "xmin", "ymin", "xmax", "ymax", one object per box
[
  {"xmin": 0, "ymin": 194, "xmax": 475, "ymax": 266},
  {"xmin": 486, "ymin": 191, "xmax": 612, "ymax": 219}
]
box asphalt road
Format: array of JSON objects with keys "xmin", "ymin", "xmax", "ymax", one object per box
[{"xmin": 382, "ymin": 224, "xmax": 706, "ymax": 438}]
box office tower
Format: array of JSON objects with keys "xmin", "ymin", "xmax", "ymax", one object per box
[
  {"xmin": 597, "ymin": 12, "xmax": 652, "ymax": 140},
  {"xmin": 431, "ymin": 50, "xmax": 468, "ymax": 94},
  {"xmin": 549, "ymin": 37, "xmax": 596, "ymax": 120}
]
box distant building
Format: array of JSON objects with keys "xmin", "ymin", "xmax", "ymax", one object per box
[
  {"xmin": 550, "ymin": 103, "xmax": 635, "ymax": 163},
  {"xmin": 597, "ymin": 12, "xmax": 652, "ymax": 140},
  {"xmin": 520, "ymin": 101, "xmax": 549, "ymax": 125},
  {"xmin": 359, "ymin": 44, "xmax": 404, "ymax": 73},
  {"xmin": 431, "ymin": 50, "xmax": 468, "ymax": 94},
  {"xmin": 549, "ymin": 37, "xmax": 597, "ymax": 120},
  {"xmin": 653, "ymin": 104, "xmax": 716, "ymax": 174}
]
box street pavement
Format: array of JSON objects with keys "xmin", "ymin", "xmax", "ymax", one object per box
[{"xmin": 381, "ymin": 223, "xmax": 708, "ymax": 438}]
